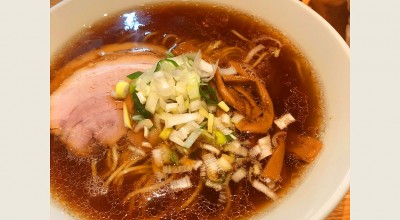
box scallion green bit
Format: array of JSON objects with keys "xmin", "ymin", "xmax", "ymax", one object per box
[{"xmin": 127, "ymin": 71, "xmax": 143, "ymax": 80}]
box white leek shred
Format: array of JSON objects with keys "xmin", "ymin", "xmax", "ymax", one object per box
[
  {"xmin": 218, "ymin": 189, "xmax": 227, "ymax": 204},
  {"xmin": 162, "ymin": 165, "xmax": 193, "ymax": 173},
  {"xmin": 143, "ymin": 126, "xmax": 149, "ymax": 138},
  {"xmin": 252, "ymin": 180, "xmax": 278, "ymax": 200},
  {"xmin": 258, "ymin": 135, "xmax": 271, "ymax": 146},
  {"xmin": 159, "ymin": 98, "xmax": 167, "ymax": 111},
  {"xmin": 258, "ymin": 135, "xmax": 273, "ymax": 160},
  {"xmin": 183, "ymin": 129, "xmax": 202, "ymax": 148},
  {"xmin": 259, "ymin": 144, "xmax": 272, "ymax": 160},
  {"xmin": 199, "ymin": 59, "xmax": 214, "ymax": 73},
  {"xmin": 168, "ymin": 122, "xmax": 202, "ymax": 148},
  {"xmin": 231, "ymin": 113, "xmax": 244, "ymax": 124},
  {"xmin": 142, "ymin": 141, "xmax": 152, "ymax": 148},
  {"xmin": 249, "ymin": 145, "xmax": 262, "ymax": 158},
  {"xmin": 232, "ymin": 167, "xmax": 247, "ymax": 183},
  {"xmin": 152, "ymin": 148, "xmax": 163, "ymax": 167},
  {"xmin": 180, "ymin": 121, "xmax": 200, "ymax": 136},
  {"xmin": 224, "ymin": 141, "xmax": 248, "ymax": 157},
  {"xmin": 153, "ymin": 114, "xmax": 162, "ymax": 129},
  {"xmin": 217, "ymin": 156, "xmax": 233, "ymax": 172},
  {"xmin": 170, "ymin": 175, "xmax": 192, "ymax": 191},
  {"xmin": 155, "ymin": 171, "xmax": 167, "ymax": 181},
  {"xmin": 253, "ymin": 163, "xmax": 261, "ymax": 176},
  {"xmin": 136, "ymin": 92, "xmax": 147, "ymax": 104},
  {"xmin": 165, "ymin": 103, "xmax": 179, "ymax": 113},
  {"xmin": 128, "ymin": 146, "xmax": 146, "ymax": 157},
  {"xmin": 208, "ymin": 105, "xmax": 217, "ymax": 113},
  {"xmin": 176, "ymin": 95, "xmax": 186, "ymax": 113},
  {"xmin": 201, "ymin": 144, "xmax": 221, "ymax": 155},
  {"xmin": 229, "ymin": 134, "xmax": 238, "ymax": 140},
  {"xmin": 214, "ymin": 117, "xmax": 232, "ymax": 135},
  {"xmin": 274, "ymin": 113, "xmax": 296, "ymax": 130},
  {"xmin": 195, "ymin": 114, "xmax": 206, "ymax": 124},
  {"xmin": 189, "ymin": 99, "xmax": 202, "ymax": 112},
  {"xmin": 169, "ymin": 130, "xmax": 185, "ymax": 146},
  {"xmin": 134, "ymin": 119, "xmax": 153, "ymax": 133},
  {"xmin": 187, "ymin": 76, "xmax": 201, "ymax": 100},
  {"xmin": 205, "ymin": 179, "xmax": 223, "ymax": 191},
  {"xmin": 145, "ymin": 92, "xmax": 159, "ymax": 114},
  {"xmin": 193, "ymin": 51, "xmax": 218, "ymax": 82},
  {"xmin": 200, "ymin": 164, "xmax": 206, "ymax": 178},
  {"xmin": 175, "ymin": 81, "xmax": 187, "ymax": 99},
  {"xmin": 193, "ymin": 160, "xmax": 203, "ymax": 170},
  {"xmin": 131, "ymin": 52, "xmax": 220, "ymax": 122},
  {"xmin": 220, "ymin": 128, "xmax": 233, "ymax": 135},
  {"xmin": 153, "ymin": 71, "xmax": 175, "ymax": 97},
  {"xmin": 202, "ymin": 153, "xmax": 221, "ymax": 175},
  {"xmin": 160, "ymin": 113, "xmax": 201, "ymax": 128},
  {"xmin": 219, "ymin": 66, "xmax": 237, "ymax": 75},
  {"xmin": 220, "ymin": 114, "xmax": 231, "ymax": 126}
]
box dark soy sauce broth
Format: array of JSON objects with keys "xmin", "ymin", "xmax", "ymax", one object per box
[{"xmin": 51, "ymin": 2, "xmax": 324, "ymax": 220}]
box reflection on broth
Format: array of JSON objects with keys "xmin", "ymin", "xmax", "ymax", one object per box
[{"xmin": 51, "ymin": 2, "xmax": 325, "ymax": 220}]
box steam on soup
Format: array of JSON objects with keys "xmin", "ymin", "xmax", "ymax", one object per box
[{"xmin": 51, "ymin": 2, "xmax": 324, "ymax": 220}]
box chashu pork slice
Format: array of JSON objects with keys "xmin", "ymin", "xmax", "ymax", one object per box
[{"xmin": 50, "ymin": 52, "xmax": 160, "ymax": 156}]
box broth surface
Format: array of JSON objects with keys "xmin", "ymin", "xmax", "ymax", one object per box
[{"xmin": 51, "ymin": 2, "xmax": 324, "ymax": 220}]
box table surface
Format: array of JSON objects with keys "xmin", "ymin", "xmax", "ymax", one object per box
[{"xmin": 50, "ymin": 0, "xmax": 350, "ymax": 219}]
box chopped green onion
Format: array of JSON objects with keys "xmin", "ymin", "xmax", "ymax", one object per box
[
  {"xmin": 166, "ymin": 51, "xmax": 174, "ymax": 58},
  {"xmin": 215, "ymin": 130, "xmax": 227, "ymax": 145},
  {"xmin": 129, "ymin": 84, "xmax": 136, "ymax": 94},
  {"xmin": 201, "ymin": 129, "xmax": 214, "ymax": 141},
  {"xmin": 199, "ymin": 83, "xmax": 218, "ymax": 105},
  {"xmin": 225, "ymin": 134, "xmax": 234, "ymax": 142},
  {"xmin": 216, "ymin": 172, "xmax": 227, "ymax": 184},
  {"xmin": 131, "ymin": 115, "xmax": 145, "ymax": 122},
  {"xmin": 132, "ymin": 92, "xmax": 152, "ymax": 119},
  {"xmin": 170, "ymin": 150, "xmax": 179, "ymax": 165},
  {"xmin": 155, "ymin": 59, "xmax": 179, "ymax": 71},
  {"xmin": 127, "ymin": 71, "xmax": 143, "ymax": 80},
  {"xmin": 165, "ymin": 59, "xmax": 179, "ymax": 67},
  {"xmin": 199, "ymin": 121, "xmax": 207, "ymax": 129},
  {"xmin": 155, "ymin": 62, "xmax": 161, "ymax": 72}
]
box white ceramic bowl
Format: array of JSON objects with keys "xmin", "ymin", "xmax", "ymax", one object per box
[{"xmin": 50, "ymin": 0, "xmax": 350, "ymax": 219}]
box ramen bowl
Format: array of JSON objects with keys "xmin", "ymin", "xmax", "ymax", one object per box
[{"xmin": 50, "ymin": 0, "xmax": 349, "ymax": 219}]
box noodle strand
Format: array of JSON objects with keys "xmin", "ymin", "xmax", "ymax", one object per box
[{"xmin": 123, "ymin": 174, "xmax": 176, "ymax": 204}]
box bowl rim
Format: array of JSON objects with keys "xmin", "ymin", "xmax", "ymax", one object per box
[
  {"xmin": 284, "ymin": 3, "xmax": 350, "ymax": 220},
  {"xmin": 50, "ymin": 0, "xmax": 350, "ymax": 219}
]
